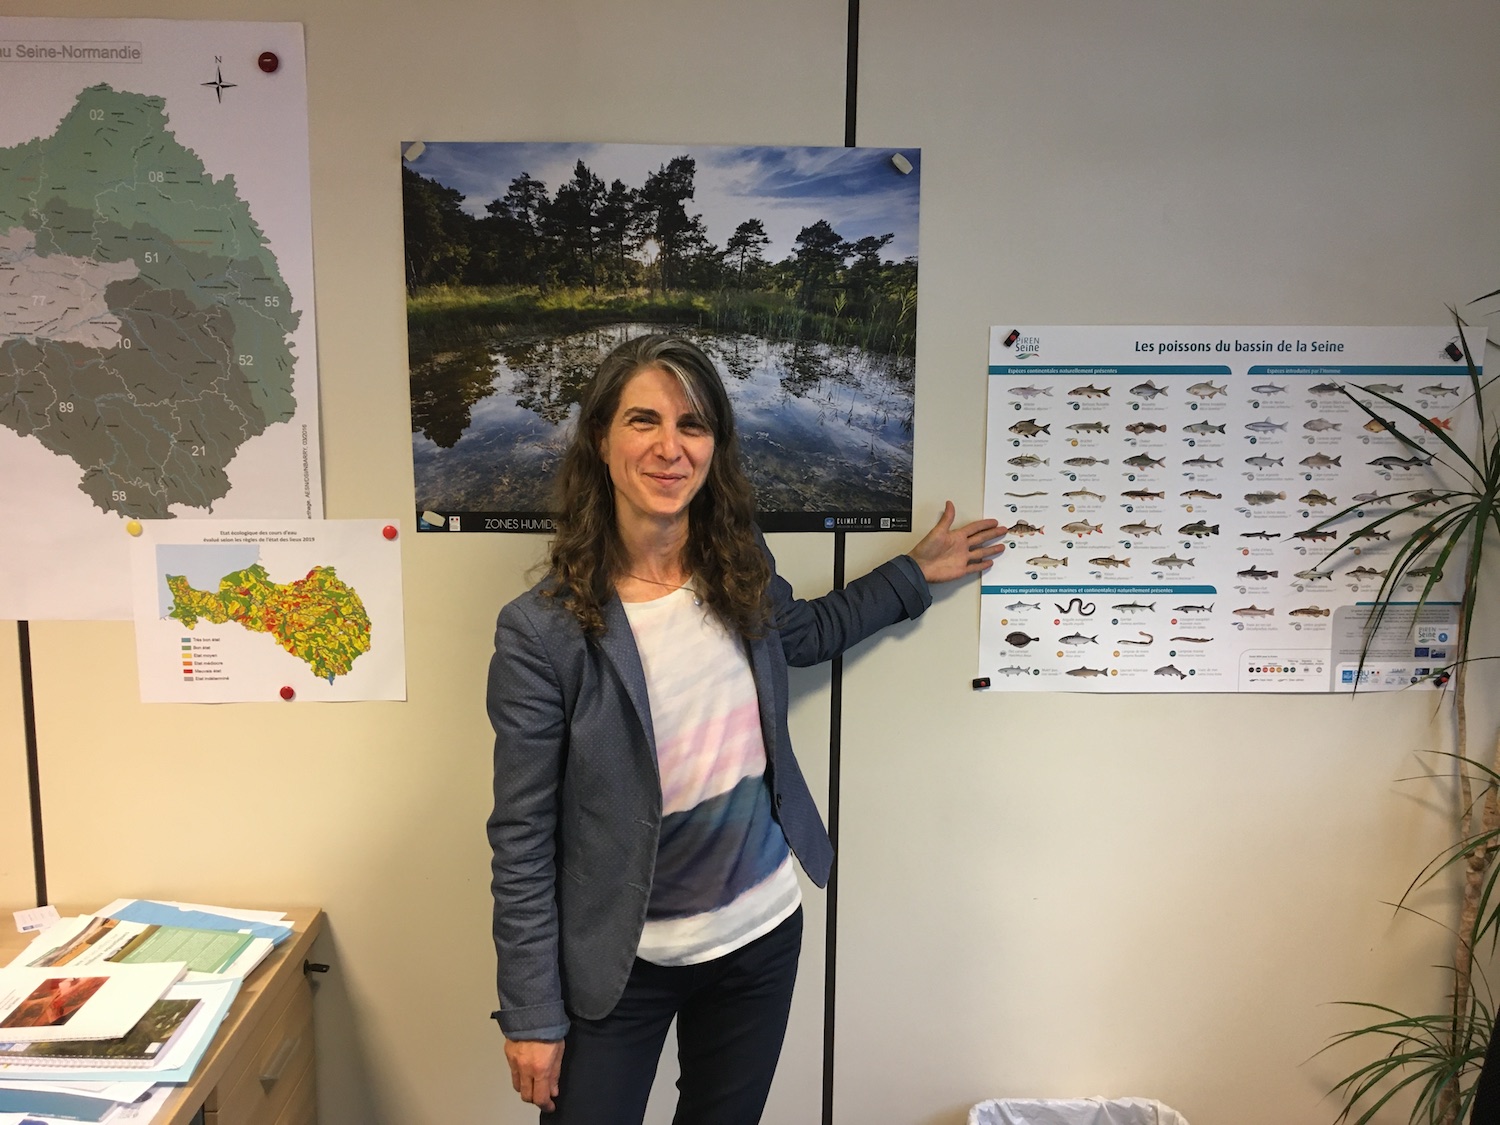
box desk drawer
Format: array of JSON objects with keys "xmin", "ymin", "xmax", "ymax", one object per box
[{"xmin": 204, "ymin": 976, "xmax": 315, "ymax": 1125}]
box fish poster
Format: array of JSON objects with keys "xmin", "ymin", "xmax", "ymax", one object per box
[{"xmin": 978, "ymin": 325, "xmax": 1484, "ymax": 693}]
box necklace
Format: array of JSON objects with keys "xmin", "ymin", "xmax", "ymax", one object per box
[{"xmin": 621, "ymin": 573, "xmax": 703, "ymax": 606}]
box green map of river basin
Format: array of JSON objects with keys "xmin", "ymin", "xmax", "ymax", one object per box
[
  {"xmin": 0, "ymin": 84, "xmax": 299, "ymax": 517},
  {"xmin": 167, "ymin": 563, "xmax": 371, "ymax": 683}
]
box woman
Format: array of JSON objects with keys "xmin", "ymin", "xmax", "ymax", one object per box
[{"xmin": 487, "ymin": 334, "xmax": 1005, "ymax": 1122}]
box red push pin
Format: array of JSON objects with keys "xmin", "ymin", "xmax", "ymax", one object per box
[
  {"xmin": 382, "ymin": 524, "xmax": 398, "ymax": 540},
  {"xmin": 279, "ymin": 685, "xmax": 296, "ymax": 701},
  {"xmin": 258, "ymin": 51, "xmax": 279, "ymax": 73}
]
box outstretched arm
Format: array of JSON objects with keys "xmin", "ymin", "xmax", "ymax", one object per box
[{"xmin": 908, "ymin": 501, "xmax": 1008, "ymax": 584}]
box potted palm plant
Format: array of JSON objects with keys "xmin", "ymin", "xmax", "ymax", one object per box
[{"xmin": 1318, "ymin": 314, "xmax": 1500, "ymax": 1125}]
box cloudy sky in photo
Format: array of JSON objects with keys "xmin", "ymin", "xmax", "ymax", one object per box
[{"xmin": 403, "ymin": 141, "xmax": 921, "ymax": 262}]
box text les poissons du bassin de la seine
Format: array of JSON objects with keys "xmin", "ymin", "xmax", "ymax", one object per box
[{"xmin": 1134, "ymin": 338, "xmax": 1346, "ymax": 355}]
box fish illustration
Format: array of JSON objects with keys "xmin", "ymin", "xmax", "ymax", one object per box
[
  {"xmin": 1130, "ymin": 380, "xmax": 1168, "ymax": 399},
  {"xmin": 1300, "ymin": 490, "xmax": 1336, "ymax": 506},
  {"xmin": 1186, "ymin": 381, "xmax": 1228, "ymax": 399},
  {"xmin": 1240, "ymin": 530, "xmax": 1281, "ymax": 540},
  {"xmin": 1294, "ymin": 568, "xmax": 1334, "ymax": 582},
  {"xmin": 1183, "ymin": 456, "xmax": 1224, "ymax": 468},
  {"xmin": 1121, "ymin": 489, "xmax": 1165, "ymax": 501},
  {"xmin": 1408, "ymin": 490, "xmax": 1453, "ymax": 506},
  {"xmin": 1245, "ymin": 455, "xmax": 1284, "ymax": 469},
  {"xmin": 1181, "ymin": 489, "xmax": 1222, "ymax": 500},
  {"xmin": 1169, "ymin": 636, "xmax": 1213, "ymax": 643},
  {"xmin": 1064, "ymin": 456, "xmax": 1110, "ymax": 467},
  {"xmin": 1119, "ymin": 522, "xmax": 1163, "ymax": 537},
  {"xmin": 1347, "ymin": 566, "xmax": 1386, "ymax": 579},
  {"xmin": 995, "ymin": 665, "xmax": 1032, "ymax": 676},
  {"xmin": 1112, "ymin": 601, "xmax": 1156, "ymax": 613},
  {"xmin": 1004, "ymin": 631, "xmax": 1040, "ymax": 647},
  {"xmin": 1244, "ymin": 419, "xmax": 1288, "ymax": 433},
  {"xmin": 1005, "ymin": 491, "xmax": 1049, "ymax": 498},
  {"xmin": 1369, "ymin": 455, "xmax": 1432, "ymax": 471},
  {"xmin": 1348, "ymin": 528, "xmax": 1390, "ymax": 542},
  {"xmin": 1154, "ymin": 665, "xmax": 1188, "ymax": 680},
  {"xmin": 1154, "ymin": 554, "xmax": 1196, "ymax": 569},
  {"xmin": 1069, "ymin": 384, "xmax": 1111, "ymax": 398},
  {"xmin": 1063, "ymin": 488, "xmax": 1107, "ymax": 502},
  {"xmin": 1408, "ymin": 564, "xmax": 1444, "ymax": 578},
  {"xmin": 1232, "ymin": 605, "xmax": 1275, "ymax": 618},
  {"xmin": 1423, "ymin": 417, "xmax": 1453, "ymax": 432},
  {"xmin": 1363, "ymin": 418, "xmax": 1388, "ymax": 433},
  {"xmin": 1420, "ymin": 384, "xmax": 1460, "ymax": 397},
  {"xmin": 1291, "ymin": 528, "xmax": 1337, "ymax": 542},
  {"xmin": 1183, "ymin": 421, "xmax": 1226, "ymax": 435},
  {"xmin": 1309, "ymin": 382, "xmax": 1343, "ymax": 394},
  {"xmin": 1173, "ymin": 603, "xmax": 1214, "ymax": 613},
  {"xmin": 1066, "ymin": 421, "xmax": 1111, "ymax": 434},
  {"xmin": 1008, "ymin": 519, "xmax": 1045, "ymax": 536},
  {"xmin": 1009, "ymin": 385, "xmax": 1052, "ymax": 399},
  {"xmin": 1062, "ymin": 519, "xmax": 1103, "ymax": 537},
  {"xmin": 1237, "ymin": 566, "xmax": 1278, "ymax": 580},
  {"xmin": 1303, "ymin": 418, "xmax": 1342, "ymax": 432},
  {"xmin": 1124, "ymin": 454, "xmax": 1165, "ymax": 470},
  {"xmin": 1065, "ymin": 666, "xmax": 1109, "ymax": 678},
  {"xmin": 1009, "ymin": 455, "xmax": 1049, "ymax": 467},
  {"xmin": 1250, "ymin": 383, "xmax": 1287, "ymax": 395},
  {"xmin": 1117, "ymin": 632, "xmax": 1154, "ymax": 646},
  {"xmin": 1059, "ymin": 632, "xmax": 1099, "ymax": 646},
  {"xmin": 1009, "ymin": 418, "xmax": 1051, "ymax": 437},
  {"xmin": 1004, "ymin": 601, "xmax": 1042, "ymax": 612},
  {"xmin": 1125, "ymin": 422, "xmax": 1167, "ymax": 434},
  {"xmin": 1360, "ymin": 383, "xmax": 1404, "ymax": 396},
  {"xmin": 1300, "ymin": 453, "xmax": 1341, "ymax": 469},
  {"xmin": 1351, "ymin": 491, "xmax": 1390, "ymax": 505},
  {"xmin": 1244, "ymin": 491, "xmax": 1286, "ymax": 505},
  {"xmin": 1179, "ymin": 521, "xmax": 1219, "ymax": 538},
  {"xmin": 1055, "ymin": 598, "xmax": 1096, "ymax": 616},
  {"xmin": 1289, "ymin": 606, "xmax": 1331, "ymax": 618},
  {"xmin": 1089, "ymin": 556, "xmax": 1131, "ymax": 569},
  {"xmin": 1026, "ymin": 555, "xmax": 1068, "ymax": 569}
]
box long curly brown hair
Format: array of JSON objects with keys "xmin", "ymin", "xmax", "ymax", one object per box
[{"xmin": 544, "ymin": 334, "xmax": 771, "ymax": 638}]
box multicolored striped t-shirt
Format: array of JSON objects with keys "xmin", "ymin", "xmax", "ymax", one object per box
[{"xmin": 620, "ymin": 586, "xmax": 801, "ymax": 966}]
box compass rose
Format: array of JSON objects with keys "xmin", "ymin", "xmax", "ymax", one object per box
[{"xmin": 202, "ymin": 62, "xmax": 237, "ymax": 103}]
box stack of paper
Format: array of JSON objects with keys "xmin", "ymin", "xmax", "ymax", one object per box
[{"xmin": 0, "ymin": 900, "xmax": 291, "ymax": 1125}]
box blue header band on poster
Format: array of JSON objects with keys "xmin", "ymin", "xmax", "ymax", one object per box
[
  {"xmin": 989, "ymin": 365, "xmax": 1232, "ymax": 376},
  {"xmin": 1245, "ymin": 365, "xmax": 1477, "ymax": 376},
  {"xmin": 982, "ymin": 584, "xmax": 1217, "ymax": 596}
]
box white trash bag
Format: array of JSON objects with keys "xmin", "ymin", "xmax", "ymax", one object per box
[{"xmin": 968, "ymin": 1098, "xmax": 1190, "ymax": 1125}]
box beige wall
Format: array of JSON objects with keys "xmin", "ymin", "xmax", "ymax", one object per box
[{"xmin": 3, "ymin": 1, "xmax": 1499, "ymax": 1123}]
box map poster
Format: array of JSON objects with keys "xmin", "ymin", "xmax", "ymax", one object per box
[
  {"xmin": 0, "ymin": 18, "xmax": 323, "ymax": 621},
  {"xmin": 401, "ymin": 141, "xmax": 920, "ymax": 534},
  {"xmin": 977, "ymin": 325, "xmax": 1482, "ymax": 694},
  {"xmin": 130, "ymin": 520, "xmax": 406, "ymax": 703}
]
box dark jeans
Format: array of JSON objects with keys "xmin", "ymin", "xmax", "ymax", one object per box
[{"xmin": 543, "ymin": 907, "xmax": 803, "ymax": 1125}]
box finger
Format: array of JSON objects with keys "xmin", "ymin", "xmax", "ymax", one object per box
[{"xmin": 933, "ymin": 499, "xmax": 956, "ymax": 532}]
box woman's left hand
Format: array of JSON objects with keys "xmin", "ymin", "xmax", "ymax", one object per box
[{"xmin": 908, "ymin": 501, "xmax": 1007, "ymax": 584}]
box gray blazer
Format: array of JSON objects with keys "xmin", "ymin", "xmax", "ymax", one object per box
[{"xmin": 485, "ymin": 545, "xmax": 931, "ymax": 1040}]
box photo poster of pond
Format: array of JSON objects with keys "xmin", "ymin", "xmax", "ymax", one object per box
[
  {"xmin": 400, "ymin": 141, "xmax": 921, "ymax": 534},
  {"xmin": 976, "ymin": 325, "xmax": 1484, "ymax": 694}
]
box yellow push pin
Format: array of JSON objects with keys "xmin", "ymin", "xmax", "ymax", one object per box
[{"xmin": 126, "ymin": 520, "xmax": 143, "ymax": 537}]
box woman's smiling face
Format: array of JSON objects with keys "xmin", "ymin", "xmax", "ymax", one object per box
[{"xmin": 600, "ymin": 364, "xmax": 715, "ymax": 530}]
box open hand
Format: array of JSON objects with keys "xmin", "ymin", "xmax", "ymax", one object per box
[{"xmin": 908, "ymin": 501, "xmax": 1007, "ymax": 584}]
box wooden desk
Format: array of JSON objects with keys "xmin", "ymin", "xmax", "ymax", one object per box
[{"xmin": 1, "ymin": 906, "xmax": 324, "ymax": 1125}]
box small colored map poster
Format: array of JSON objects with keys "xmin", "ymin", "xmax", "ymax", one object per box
[
  {"xmin": 978, "ymin": 325, "xmax": 1481, "ymax": 693},
  {"xmin": 130, "ymin": 520, "xmax": 406, "ymax": 703},
  {"xmin": 0, "ymin": 18, "xmax": 322, "ymax": 621}
]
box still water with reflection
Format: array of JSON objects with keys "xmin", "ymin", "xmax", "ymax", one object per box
[{"xmin": 411, "ymin": 324, "xmax": 914, "ymax": 516}]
